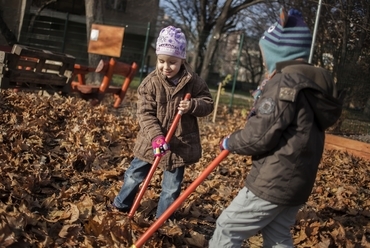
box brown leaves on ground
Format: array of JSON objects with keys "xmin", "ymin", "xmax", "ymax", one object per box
[{"xmin": 0, "ymin": 89, "xmax": 369, "ymax": 248}]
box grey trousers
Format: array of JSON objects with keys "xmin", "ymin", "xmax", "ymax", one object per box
[{"xmin": 209, "ymin": 187, "xmax": 301, "ymax": 248}]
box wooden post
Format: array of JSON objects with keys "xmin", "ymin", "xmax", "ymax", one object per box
[
  {"xmin": 114, "ymin": 62, "xmax": 138, "ymax": 108},
  {"xmin": 90, "ymin": 57, "xmax": 116, "ymax": 106},
  {"xmin": 212, "ymin": 82, "xmax": 223, "ymax": 123}
]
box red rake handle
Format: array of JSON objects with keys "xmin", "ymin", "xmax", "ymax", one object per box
[
  {"xmin": 128, "ymin": 93, "xmax": 191, "ymax": 219},
  {"xmin": 130, "ymin": 149, "xmax": 230, "ymax": 248}
]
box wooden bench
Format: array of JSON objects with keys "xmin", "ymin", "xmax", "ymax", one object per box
[
  {"xmin": 0, "ymin": 44, "xmax": 75, "ymax": 94},
  {"xmin": 71, "ymin": 58, "xmax": 138, "ymax": 108},
  {"xmin": 0, "ymin": 44, "xmax": 138, "ymax": 108}
]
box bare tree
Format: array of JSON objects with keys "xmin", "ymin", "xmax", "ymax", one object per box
[
  {"xmin": 162, "ymin": 0, "xmax": 267, "ymax": 81},
  {"xmin": 308, "ymin": 0, "xmax": 370, "ymax": 112}
]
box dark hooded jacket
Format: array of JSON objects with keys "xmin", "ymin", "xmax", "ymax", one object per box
[
  {"xmin": 133, "ymin": 62, "xmax": 214, "ymax": 170},
  {"xmin": 226, "ymin": 60, "xmax": 343, "ymax": 206}
]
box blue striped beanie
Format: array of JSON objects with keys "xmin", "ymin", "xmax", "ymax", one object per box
[{"xmin": 259, "ymin": 8, "xmax": 312, "ymax": 74}]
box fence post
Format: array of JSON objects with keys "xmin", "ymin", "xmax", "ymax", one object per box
[
  {"xmin": 62, "ymin": 12, "xmax": 69, "ymax": 53},
  {"xmin": 309, "ymin": 0, "xmax": 322, "ymax": 63},
  {"xmin": 229, "ymin": 32, "xmax": 244, "ymax": 112},
  {"xmin": 212, "ymin": 82, "xmax": 223, "ymax": 123},
  {"xmin": 139, "ymin": 22, "xmax": 151, "ymax": 83}
]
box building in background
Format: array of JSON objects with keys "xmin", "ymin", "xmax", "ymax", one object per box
[
  {"xmin": 0, "ymin": 0, "xmax": 160, "ymax": 68},
  {"xmin": 213, "ymin": 30, "xmax": 262, "ymax": 91}
]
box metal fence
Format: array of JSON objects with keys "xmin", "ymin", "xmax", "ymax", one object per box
[
  {"xmin": 18, "ymin": 12, "xmax": 152, "ymax": 67},
  {"xmin": 1, "ymin": 5, "xmax": 369, "ymax": 137}
]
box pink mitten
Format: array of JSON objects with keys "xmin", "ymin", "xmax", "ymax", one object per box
[{"xmin": 152, "ymin": 135, "xmax": 170, "ymax": 157}]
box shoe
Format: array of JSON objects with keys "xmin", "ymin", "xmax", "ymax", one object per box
[{"xmin": 107, "ymin": 202, "xmax": 130, "ymax": 213}]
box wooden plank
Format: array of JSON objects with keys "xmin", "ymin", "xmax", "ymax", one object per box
[
  {"xmin": 11, "ymin": 45, "xmax": 75, "ymax": 76},
  {"xmin": 0, "ymin": 51, "xmax": 7, "ymax": 63},
  {"xmin": 35, "ymin": 58, "xmax": 46, "ymax": 73},
  {"xmin": 8, "ymin": 70, "xmax": 69, "ymax": 86},
  {"xmin": 95, "ymin": 59, "xmax": 132, "ymax": 75},
  {"xmin": 325, "ymin": 134, "xmax": 370, "ymax": 160},
  {"xmin": 12, "ymin": 44, "xmax": 75, "ymax": 64},
  {"xmin": 16, "ymin": 60, "xmax": 64, "ymax": 72},
  {"xmin": 0, "ymin": 45, "xmax": 75, "ymax": 94},
  {"xmin": 88, "ymin": 24, "xmax": 125, "ymax": 57},
  {"xmin": 73, "ymin": 84, "xmax": 121, "ymax": 95}
]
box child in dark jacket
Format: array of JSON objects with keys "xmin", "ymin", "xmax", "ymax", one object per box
[
  {"xmin": 111, "ymin": 26, "xmax": 214, "ymax": 219},
  {"xmin": 209, "ymin": 8, "xmax": 343, "ymax": 247}
]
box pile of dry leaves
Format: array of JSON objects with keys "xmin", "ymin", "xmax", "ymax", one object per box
[{"xmin": 0, "ymin": 89, "xmax": 369, "ymax": 248}]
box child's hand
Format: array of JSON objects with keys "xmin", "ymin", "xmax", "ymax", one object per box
[
  {"xmin": 219, "ymin": 135, "xmax": 229, "ymax": 151},
  {"xmin": 178, "ymin": 99, "xmax": 191, "ymax": 113},
  {"xmin": 152, "ymin": 135, "xmax": 170, "ymax": 157}
]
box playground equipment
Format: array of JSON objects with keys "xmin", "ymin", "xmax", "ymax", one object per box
[
  {"xmin": 0, "ymin": 24, "xmax": 138, "ymax": 108},
  {"xmin": 0, "ymin": 44, "xmax": 75, "ymax": 94}
]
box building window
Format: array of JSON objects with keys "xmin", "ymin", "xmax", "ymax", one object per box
[{"xmin": 106, "ymin": 0, "xmax": 127, "ymax": 12}]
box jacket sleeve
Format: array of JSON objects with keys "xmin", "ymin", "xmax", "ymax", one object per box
[
  {"xmin": 136, "ymin": 80, "xmax": 163, "ymax": 141},
  {"xmin": 188, "ymin": 74, "xmax": 214, "ymax": 117},
  {"xmin": 227, "ymin": 86, "xmax": 296, "ymax": 156}
]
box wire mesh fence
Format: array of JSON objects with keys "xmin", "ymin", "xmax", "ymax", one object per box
[{"xmin": 1, "ymin": 4, "xmax": 369, "ymax": 138}]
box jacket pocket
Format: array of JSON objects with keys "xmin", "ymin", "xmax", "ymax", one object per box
[{"xmin": 174, "ymin": 132, "xmax": 201, "ymax": 162}]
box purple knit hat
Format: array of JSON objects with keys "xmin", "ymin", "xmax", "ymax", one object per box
[
  {"xmin": 156, "ymin": 26, "xmax": 187, "ymax": 59},
  {"xmin": 259, "ymin": 8, "xmax": 312, "ymax": 74}
]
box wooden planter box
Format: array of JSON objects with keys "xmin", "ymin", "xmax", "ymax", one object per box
[{"xmin": 325, "ymin": 134, "xmax": 370, "ymax": 161}]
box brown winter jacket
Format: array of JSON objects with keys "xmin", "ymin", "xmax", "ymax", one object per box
[
  {"xmin": 133, "ymin": 62, "xmax": 214, "ymax": 170},
  {"xmin": 226, "ymin": 60, "xmax": 344, "ymax": 206}
]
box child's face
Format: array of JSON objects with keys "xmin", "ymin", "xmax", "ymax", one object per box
[{"xmin": 157, "ymin": 55, "xmax": 183, "ymax": 79}]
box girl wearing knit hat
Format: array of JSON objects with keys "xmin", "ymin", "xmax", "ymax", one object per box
[
  {"xmin": 111, "ymin": 26, "xmax": 214, "ymax": 219},
  {"xmin": 210, "ymin": 8, "xmax": 344, "ymax": 247}
]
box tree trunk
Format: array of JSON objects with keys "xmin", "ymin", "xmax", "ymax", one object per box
[
  {"xmin": 190, "ymin": 40, "xmax": 200, "ymax": 72},
  {"xmin": 85, "ymin": 0, "xmax": 104, "ymax": 85},
  {"xmin": 200, "ymin": 0, "xmax": 232, "ymax": 81},
  {"xmin": 0, "ymin": 12, "xmax": 18, "ymax": 45}
]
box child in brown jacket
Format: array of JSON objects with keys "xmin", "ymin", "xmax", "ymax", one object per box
[{"xmin": 111, "ymin": 26, "xmax": 214, "ymax": 219}]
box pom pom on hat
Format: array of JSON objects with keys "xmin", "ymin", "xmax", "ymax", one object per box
[
  {"xmin": 259, "ymin": 8, "xmax": 312, "ymax": 74},
  {"xmin": 156, "ymin": 26, "xmax": 187, "ymax": 59}
]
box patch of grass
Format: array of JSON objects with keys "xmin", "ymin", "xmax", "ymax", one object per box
[
  {"xmin": 210, "ymin": 91, "xmax": 253, "ymax": 109},
  {"xmin": 111, "ymin": 75, "xmax": 141, "ymax": 88}
]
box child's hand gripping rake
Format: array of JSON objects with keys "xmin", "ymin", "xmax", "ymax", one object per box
[
  {"xmin": 129, "ymin": 149, "xmax": 230, "ymax": 248},
  {"xmin": 127, "ymin": 93, "xmax": 191, "ymax": 219}
]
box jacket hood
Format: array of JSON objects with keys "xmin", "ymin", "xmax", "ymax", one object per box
[{"xmin": 277, "ymin": 61, "xmax": 345, "ymax": 131}]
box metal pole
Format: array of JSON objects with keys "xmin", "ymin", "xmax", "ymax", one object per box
[
  {"xmin": 229, "ymin": 33, "xmax": 244, "ymax": 111},
  {"xmin": 139, "ymin": 22, "xmax": 151, "ymax": 83},
  {"xmin": 61, "ymin": 12, "xmax": 69, "ymax": 53},
  {"xmin": 309, "ymin": 0, "xmax": 323, "ymax": 63}
]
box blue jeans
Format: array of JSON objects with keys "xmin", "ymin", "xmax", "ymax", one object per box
[
  {"xmin": 209, "ymin": 187, "xmax": 301, "ymax": 248},
  {"xmin": 113, "ymin": 157, "xmax": 184, "ymax": 218}
]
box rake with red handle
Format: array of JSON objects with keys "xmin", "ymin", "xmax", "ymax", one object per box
[
  {"xmin": 129, "ymin": 149, "xmax": 230, "ymax": 248},
  {"xmin": 127, "ymin": 93, "xmax": 192, "ymax": 219}
]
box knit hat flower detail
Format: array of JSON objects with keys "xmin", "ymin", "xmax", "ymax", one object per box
[
  {"xmin": 259, "ymin": 8, "xmax": 312, "ymax": 74},
  {"xmin": 156, "ymin": 26, "xmax": 187, "ymax": 59}
]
